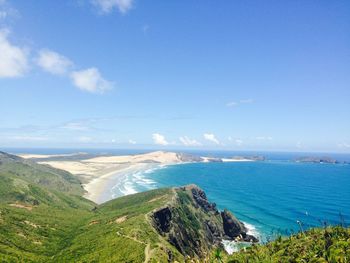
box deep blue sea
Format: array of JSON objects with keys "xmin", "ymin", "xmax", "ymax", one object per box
[
  {"xmin": 6, "ymin": 148, "xmax": 350, "ymax": 242},
  {"xmin": 131, "ymin": 161, "xmax": 350, "ymax": 241},
  {"xmin": 104, "ymin": 150, "xmax": 350, "ymax": 242}
]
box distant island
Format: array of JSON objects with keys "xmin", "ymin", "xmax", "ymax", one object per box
[{"xmin": 295, "ymin": 156, "xmax": 349, "ymax": 164}]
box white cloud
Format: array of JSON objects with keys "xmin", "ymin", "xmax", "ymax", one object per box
[
  {"xmin": 203, "ymin": 133, "xmax": 220, "ymax": 145},
  {"xmin": 226, "ymin": 101, "xmax": 238, "ymax": 107},
  {"xmin": 92, "ymin": 0, "xmax": 133, "ymax": 14},
  {"xmin": 226, "ymin": 98, "xmax": 254, "ymax": 108},
  {"xmin": 152, "ymin": 133, "xmax": 169, "ymax": 146},
  {"xmin": 0, "ymin": 29, "xmax": 29, "ymax": 78},
  {"xmin": 36, "ymin": 50, "xmax": 112, "ymax": 94},
  {"xmin": 179, "ymin": 136, "xmax": 201, "ymax": 146},
  {"xmin": 70, "ymin": 67, "xmax": 113, "ymax": 93},
  {"xmin": 128, "ymin": 139, "xmax": 136, "ymax": 144},
  {"xmin": 36, "ymin": 49, "xmax": 72, "ymax": 75}
]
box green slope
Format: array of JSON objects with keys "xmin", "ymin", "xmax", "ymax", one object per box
[
  {"xmin": 0, "ymin": 152, "xmax": 195, "ymax": 262},
  {"xmin": 1, "ymin": 151, "xmax": 349, "ymax": 262},
  {"xmin": 225, "ymin": 226, "xmax": 350, "ymax": 262}
]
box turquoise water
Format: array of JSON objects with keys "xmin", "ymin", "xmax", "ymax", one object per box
[
  {"xmin": 127, "ymin": 161, "xmax": 350, "ymax": 240},
  {"xmin": 6, "ymin": 148, "xmax": 350, "ymax": 240}
]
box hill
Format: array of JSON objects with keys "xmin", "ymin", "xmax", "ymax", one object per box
[
  {"xmin": 0, "ymin": 151, "xmax": 254, "ymax": 262},
  {"xmin": 1, "ymin": 151, "xmax": 349, "ymax": 262}
]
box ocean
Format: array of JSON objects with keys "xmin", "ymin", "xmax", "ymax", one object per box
[
  {"xmin": 107, "ymin": 151, "xmax": 350, "ymax": 244},
  {"xmin": 7, "ymin": 148, "xmax": 350, "ymax": 244}
]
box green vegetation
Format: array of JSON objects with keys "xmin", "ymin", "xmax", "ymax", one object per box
[
  {"xmin": 1, "ymin": 151, "xmax": 350, "ymax": 262},
  {"xmin": 0, "ymin": 152, "xmax": 184, "ymax": 262},
  {"xmin": 226, "ymin": 226, "xmax": 350, "ymax": 262}
]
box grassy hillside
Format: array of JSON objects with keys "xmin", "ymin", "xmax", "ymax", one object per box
[
  {"xmin": 0, "ymin": 152, "xmax": 203, "ymax": 262},
  {"xmin": 1, "ymin": 151, "xmax": 350, "ymax": 262}
]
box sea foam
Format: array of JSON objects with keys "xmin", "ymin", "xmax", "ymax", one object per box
[{"xmin": 222, "ymin": 222, "xmax": 261, "ymax": 254}]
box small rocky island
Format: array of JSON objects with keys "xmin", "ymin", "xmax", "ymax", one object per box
[
  {"xmin": 295, "ymin": 156, "xmax": 348, "ymax": 164},
  {"xmin": 152, "ymin": 185, "xmax": 258, "ymax": 259}
]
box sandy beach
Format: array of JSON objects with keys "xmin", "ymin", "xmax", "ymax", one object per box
[
  {"xmin": 18, "ymin": 151, "xmax": 256, "ymax": 204},
  {"xmin": 19, "ymin": 151, "xmax": 189, "ymax": 203},
  {"xmin": 83, "ymin": 162, "xmax": 157, "ymax": 204}
]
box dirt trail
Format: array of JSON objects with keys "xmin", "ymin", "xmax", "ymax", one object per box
[
  {"xmin": 116, "ymin": 231, "xmax": 151, "ymax": 262},
  {"xmin": 144, "ymin": 243, "xmax": 151, "ymax": 263},
  {"xmin": 116, "ymin": 231, "xmax": 146, "ymax": 245}
]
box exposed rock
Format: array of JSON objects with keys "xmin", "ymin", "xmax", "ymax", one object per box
[
  {"xmin": 221, "ymin": 209, "xmax": 246, "ymax": 238},
  {"xmin": 191, "ymin": 186, "xmax": 217, "ymax": 212},
  {"xmin": 153, "ymin": 207, "xmax": 172, "ymax": 233},
  {"xmin": 151, "ymin": 185, "xmax": 258, "ymax": 259},
  {"xmin": 221, "ymin": 209, "xmax": 258, "ymax": 243},
  {"xmin": 176, "ymin": 153, "xmax": 203, "ymax": 162},
  {"xmin": 242, "ymin": 233, "xmax": 259, "ymax": 243}
]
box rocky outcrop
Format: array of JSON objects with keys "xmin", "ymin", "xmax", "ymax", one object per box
[
  {"xmin": 191, "ymin": 186, "xmax": 217, "ymax": 212},
  {"xmin": 221, "ymin": 209, "xmax": 258, "ymax": 243},
  {"xmin": 221, "ymin": 209, "xmax": 246, "ymax": 238},
  {"xmin": 176, "ymin": 153, "xmax": 203, "ymax": 163},
  {"xmin": 153, "ymin": 207, "xmax": 172, "ymax": 233},
  {"xmin": 151, "ymin": 185, "xmax": 258, "ymax": 259}
]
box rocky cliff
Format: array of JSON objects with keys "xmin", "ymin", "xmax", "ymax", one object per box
[{"xmin": 151, "ymin": 185, "xmax": 258, "ymax": 259}]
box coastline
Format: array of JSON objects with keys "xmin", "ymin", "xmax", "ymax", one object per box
[
  {"xmin": 27, "ymin": 151, "xmax": 189, "ymax": 204},
  {"xmin": 83, "ymin": 162, "xmax": 159, "ymax": 204},
  {"xmin": 18, "ymin": 151, "xmax": 258, "ymax": 204}
]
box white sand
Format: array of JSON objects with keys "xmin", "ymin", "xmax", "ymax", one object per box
[
  {"xmin": 18, "ymin": 152, "xmax": 87, "ymax": 159},
  {"xmin": 83, "ymin": 163, "xmax": 154, "ymax": 204},
  {"xmin": 37, "ymin": 151, "xmax": 186, "ymax": 203},
  {"xmin": 33, "ymin": 151, "xmax": 255, "ymax": 203},
  {"xmin": 83, "ymin": 151, "xmax": 184, "ymax": 164}
]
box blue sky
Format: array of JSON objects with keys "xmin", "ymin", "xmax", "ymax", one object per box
[{"xmin": 0, "ymin": 0, "xmax": 349, "ymax": 152}]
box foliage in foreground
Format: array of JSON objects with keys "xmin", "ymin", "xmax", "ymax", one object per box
[{"xmin": 226, "ymin": 226, "xmax": 350, "ymax": 262}]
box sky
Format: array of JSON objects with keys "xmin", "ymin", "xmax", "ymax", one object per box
[{"xmin": 0, "ymin": 0, "xmax": 349, "ymax": 152}]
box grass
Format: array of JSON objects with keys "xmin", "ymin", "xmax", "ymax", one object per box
[
  {"xmin": 1, "ymin": 151, "xmax": 350, "ymax": 262},
  {"xmin": 225, "ymin": 226, "xmax": 350, "ymax": 262},
  {"xmin": 0, "ymin": 152, "xmax": 185, "ymax": 262}
]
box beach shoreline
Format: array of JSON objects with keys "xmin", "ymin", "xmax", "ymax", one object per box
[
  {"xmin": 83, "ymin": 162, "xmax": 159, "ymax": 204},
  {"xmin": 18, "ymin": 151, "xmax": 258, "ymax": 204}
]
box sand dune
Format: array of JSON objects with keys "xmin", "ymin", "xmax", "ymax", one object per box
[
  {"xmin": 29, "ymin": 151, "xmax": 255, "ymax": 203},
  {"xmin": 34, "ymin": 151, "xmax": 189, "ymax": 203}
]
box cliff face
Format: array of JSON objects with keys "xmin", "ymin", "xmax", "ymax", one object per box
[{"xmin": 151, "ymin": 185, "xmax": 258, "ymax": 259}]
